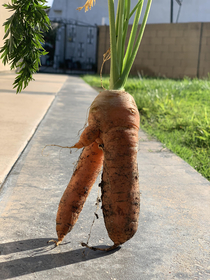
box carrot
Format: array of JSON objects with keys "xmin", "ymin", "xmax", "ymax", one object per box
[
  {"xmin": 50, "ymin": 141, "xmax": 103, "ymax": 246},
  {"xmin": 49, "ymin": 0, "xmax": 152, "ymax": 250},
  {"xmin": 83, "ymin": 90, "xmax": 140, "ymax": 250},
  {"xmin": 2, "ymin": 0, "xmax": 151, "ymax": 251},
  {"xmin": 51, "ymin": 89, "xmax": 140, "ymax": 250}
]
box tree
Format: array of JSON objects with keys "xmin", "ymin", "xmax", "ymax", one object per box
[{"xmin": 0, "ymin": 0, "xmax": 50, "ymax": 93}]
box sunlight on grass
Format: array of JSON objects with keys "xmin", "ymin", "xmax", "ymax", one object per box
[{"xmin": 83, "ymin": 75, "xmax": 210, "ymax": 181}]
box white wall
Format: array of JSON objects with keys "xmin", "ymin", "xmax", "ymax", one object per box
[
  {"xmin": 49, "ymin": 0, "xmax": 109, "ymax": 25},
  {"xmin": 134, "ymin": 0, "xmax": 210, "ymax": 24},
  {"xmin": 49, "ymin": 0, "xmax": 152, "ymax": 25},
  {"xmin": 174, "ymin": 0, "xmax": 210, "ymax": 23},
  {"xmin": 49, "ymin": 0, "xmax": 210, "ymax": 25}
]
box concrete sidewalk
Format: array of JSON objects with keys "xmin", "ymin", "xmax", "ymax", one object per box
[
  {"xmin": 0, "ymin": 75, "xmax": 210, "ymax": 280},
  {"xmin": 0, "ymin": 72, "xmax": 68, "ymax": 187}
]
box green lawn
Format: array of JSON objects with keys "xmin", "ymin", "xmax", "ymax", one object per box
[{"xmin": 82, "ymin": 75, "xmax": 210, "ymax": 181}]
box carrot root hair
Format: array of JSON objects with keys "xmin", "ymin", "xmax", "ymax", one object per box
[{"xmin": 47, "ymin": 239, "xmax": 63, "ymax": 246}]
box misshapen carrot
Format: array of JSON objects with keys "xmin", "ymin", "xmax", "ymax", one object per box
[
  {"xmin": 52, "ymin": 90, "xmax": 140, "ymax": 250},
  {"xmin": 51, "ymin": 141, "xmax": 103, "ymax": 245}
]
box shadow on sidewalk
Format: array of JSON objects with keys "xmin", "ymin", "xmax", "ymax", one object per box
[{"xmin": 0, "ymin": 238, "xmax": 119, "ymax": 279}]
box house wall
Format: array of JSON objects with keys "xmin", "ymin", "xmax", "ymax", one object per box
[
  {"xmin": 49, "ymin": 0, "xmax": 210, "ymax": 25},
  {"xmin": 97, "ymin": 22, "xmax": 210, "ymax": 79},
  {"xmin": 0, "ymin": 0, "xmax": 11, "ymax": 71},
  {"xmin": 172, "ymin": 0, "xmax": 210, "ymax": 23}
]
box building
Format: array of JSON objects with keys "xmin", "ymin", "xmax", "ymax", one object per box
[
  {"xmin": 49, "ymin": 0, "xmax": 210, "ymax": 25},
  {"xmin": 48, "ymin": 0, "xmax": 101, "ymax": 70},
  {"xmin": 48, "ymin": 0, "xmax": 210, "ymax": 71},
  {"xmin": 1, "ymin": 0, "xmax": 209, "ymax": 72}
]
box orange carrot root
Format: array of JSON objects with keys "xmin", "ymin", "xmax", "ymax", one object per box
[
  {"xmin": 55, "ymin": 141, "xmax": 103, "ymax": 244},
  {"xmin": 54, "ymin": 89, "xmax": 140, "ymax": 249}
]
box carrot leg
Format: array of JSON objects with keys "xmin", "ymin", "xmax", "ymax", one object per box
[
  {"xmin": 53, "ymin": 141, "xmax": 103, "ymax": 245},
  {"xmin": 101, "ymin": 128, "xmax": 140, "ymax": 246}
]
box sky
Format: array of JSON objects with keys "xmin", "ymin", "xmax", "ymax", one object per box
[{"xmin": 46, "ymin": 0, "xmax": 53, "ymax": 7}]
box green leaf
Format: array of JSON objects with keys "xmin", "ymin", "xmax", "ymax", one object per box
[
  {"xmin": 128, "ymin": 0, "xmax": 143, "ymax": 20},
  {"xmin": 107, "ymin": 0, "xmax": 152, "ymax": 90},
  {"xmin": 0, "ymin": 0, "xmax": 51, "ymax": 93}
]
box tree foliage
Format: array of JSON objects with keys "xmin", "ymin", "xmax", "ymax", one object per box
[{"xmin": 0, "ymin": 0, "xmax": 50, "ymax": 93}]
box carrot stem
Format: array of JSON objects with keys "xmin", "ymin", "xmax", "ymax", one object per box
[
  {"xmin": 107, "ymin": 0, "xmax": 152, "ymax": 90},
  {"xmin": 108, "ymin": 0, "xmax": 120, "ymax": 90},
  {"xmin": 120, "ymin": 0, "xmax": 153, "ymax": 88},
  {"xmin": 122, "ymin": 0, "xmax": 143, "ymax": 74},
  {"xmin": 116, "ymin": 0, "xmax": 125, "ymax": 75},
  {"xmin": 121, "ymin": 0, "xmax": 131, "ymax": 67}
]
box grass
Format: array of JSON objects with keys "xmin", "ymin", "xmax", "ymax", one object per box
[{"xmin": 82, "ymin": 74, "xmax": 210, "ymax": 181}]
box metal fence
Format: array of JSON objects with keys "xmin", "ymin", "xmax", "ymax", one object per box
[{"xmin": 40, "ymin": 19, "xmax": 98, "ymax": 74}]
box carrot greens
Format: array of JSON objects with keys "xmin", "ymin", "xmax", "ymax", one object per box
[
  {"xmin": 78, "ymin": 0, "xmax": 152, "ymax": 90},
  {"xmin": 107, "ymin": 0, "xmax": 152, "ymax": 90}
]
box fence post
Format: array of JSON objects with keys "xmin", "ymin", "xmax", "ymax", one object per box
[
  {"xmin": 170, "ymin": 0, "xmax": 173, "ymax": 23},
  {"xmin": 197, "ymin": 22, "xmax": 204, "ymax": 78}
]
